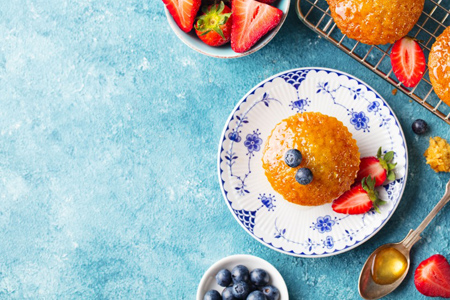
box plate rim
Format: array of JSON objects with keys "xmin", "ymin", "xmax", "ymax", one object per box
[{"xmin": 217, "ymin": 67, "xmax": 409, "ymax": 258}]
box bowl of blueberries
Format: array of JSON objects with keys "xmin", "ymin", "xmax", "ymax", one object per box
[{"xmin": 197, "ymin": 254, "xmax": 288, "ymax": 300}]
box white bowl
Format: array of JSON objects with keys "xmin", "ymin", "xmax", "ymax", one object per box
[
  {"xmin": 196, "ymin": 254, "xmax": 289, "ymax": 299},
  {"xmin": 164, "ymin": 0, "xmax": 290, "ymax": 58}
]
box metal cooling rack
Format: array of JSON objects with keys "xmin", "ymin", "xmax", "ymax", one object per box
[{"xmin": 296, "ymin": 0, "xmax": 450, "ymax": 125}]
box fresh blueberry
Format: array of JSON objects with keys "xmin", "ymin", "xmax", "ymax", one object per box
[
  {"xmin": 250, "ymin": 268, "xmax": 270, "ymax": 287},
  {"xmin": 231, "ymin": 265, "xmax": 249, "ymax": 283},
  {"xmin": 216, "ymin": 269, "xmax": 232, "ymax": 287},
  {"xmin": 284, "ymin": 149, "xmax": 302, "ymax": 168},
  {"xmin": 295, "ymin": 167, "xmax": 313, "ymax": 185},
  {"xmin": 231, "ymin": 281, "xmax": 250, "ymax": 299},
  {"xmin": 203, "ymin": 290, "xmax": 221, "ymax": 300},
  {"xmin": 222, "ymin": 287, "xmax": 237, "ymax": 300},
  {"xmin": 247, "ymin": 290, "xmax": 267, "ymax": 300},
  {"xmin": 412, "ymin": 119, "xmax": 428, "ymax": 135},
  {"xmin": 262, "ymin": 285, "xmax": 280, "ymax": 300}
]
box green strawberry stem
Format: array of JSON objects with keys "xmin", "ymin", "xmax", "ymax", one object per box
[
  {"xmin": 361, "ymin": 176, "xmax": 386, "ymax": 214},
  {"xmin": 195, "ymin": 1, "xmax": 232, "ymax": 39},
  {"xmin": 377, "ymin": 147, "xmax": 397, "ymax": 181}
]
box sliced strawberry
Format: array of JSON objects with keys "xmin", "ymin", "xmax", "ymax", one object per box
[
  {"xmin": 332, "ymin": 184, "xmax": 373, "ymax": 215},
  {"xmin": 195, "ymin": 2, "xmax": 232, "ymax": 47},
  {"xmin": 390, "ymin": 37, "xmax": 426, "ymax": 88},
  {"xmin": 332, "ymin": 177, "xmax": 386, "ymax": 215},
  {"xmin": 356, "ymin": 147, "xmax": 396, "ymax": 187},
  {"xmin": 231, "ymin": 0, "xmax": 283, "ymax": 53},
  {"xmin": 163, "ymin": 0, "xmax": 201, "ymax": 33},
  {"xmin": 415, "ymin": 254, "xmax": 450, "ymax": 298}
]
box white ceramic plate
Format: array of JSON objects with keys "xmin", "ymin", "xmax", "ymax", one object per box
[
  {"xmin": 163, "ymin": 0, "xmax": 290, "ymax": 58},
  {"xmin": 196, "ymin": 254, "xmax": 289, "ymax": 300},
  {"xmin": 218, "ymin": 67, "xmax": 408, "ymax": 257}
]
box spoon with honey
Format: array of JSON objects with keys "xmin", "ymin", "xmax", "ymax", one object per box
[{"xmin": 359, "ymin": 178, "xmax": 450, "ymax": 300}]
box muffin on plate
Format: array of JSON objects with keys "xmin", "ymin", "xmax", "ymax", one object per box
[
  {"xmin": 327, "ymin": 0, "xmax": 424, "ymax": 45},
  {"xmin": 262, "ymin": 112, "xmax": 360, "ymax": 206},
  {"xmin": 429, "ymin": 27, "xmax": 450, "ymax": 107}
]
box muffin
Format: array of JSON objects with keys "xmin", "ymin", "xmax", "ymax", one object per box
[
  {"xmin": 262, "ymin": 112, "xmax": 360, "ymax": 206},
  {"xmin": 327, "ymin": 0, "xmax": 424, "ymax": 45},
  {"xmin": 429, "ymin": 27, "xmax": 450, "ymax": 107}
]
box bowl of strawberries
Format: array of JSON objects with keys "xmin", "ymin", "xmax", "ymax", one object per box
[{"xmin": 162, "ymin": 0, "xmax": 290, "ymax": 58}]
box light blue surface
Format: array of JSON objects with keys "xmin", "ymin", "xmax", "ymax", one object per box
[{"xmin": 0, "ymin": 0, "xmax": 449, "ymax": 299}]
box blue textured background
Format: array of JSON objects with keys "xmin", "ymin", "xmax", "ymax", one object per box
[{"xmin": 0, "ymin": 0, "xmax": 449, "ymax": 299}]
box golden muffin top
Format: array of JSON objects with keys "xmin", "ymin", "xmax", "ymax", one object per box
[
  {"xmin": 262, "ymin": 112, "xmax": 360, "ymax": 206},
  {"xmin": 429, "ymin": 26, "xmax": 450, "ymax": 107},
  {"xmin": 327, "ymin": 0, "xmax": 424, "ymax": 45}
]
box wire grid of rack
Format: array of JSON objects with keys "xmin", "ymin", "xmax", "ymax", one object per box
[{"xmin": 296, "ymin": 0, "xmax": 450, "ymax": 125}]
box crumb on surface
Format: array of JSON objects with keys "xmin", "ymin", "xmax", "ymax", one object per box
[
  {"xmin": 392, "ymin": 88, "xmax": 397, "ymax": 95},
  {"xmin": 424, "ymin": 136, "xmax": 450, "ymax": 172}
]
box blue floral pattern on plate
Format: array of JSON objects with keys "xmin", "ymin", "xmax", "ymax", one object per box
[
  {"xmin": 312, "ymin": 216, "xmax": 336, "ymax": 233},
  {"xmin": 218, "ymin": 68, "xmax": 408, "ymax": 257}
]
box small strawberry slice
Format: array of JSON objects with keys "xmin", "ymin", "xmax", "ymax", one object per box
[
  {"xmin": 162, "ymin": 0, "xmax": 201, "ymax": 33},
  {"xmin": 332, "ymin": 176, "xmax": 386, "ymax": 215},
  {"xmin": 415, "ymin": 254, "xmax": 450, "ymax": 298},
  {"xmin": 231, "ymin": 0, "xmax": 283, "ymax": 53},
  {"xmin": 390, "ymin": 37, "xmax": 426, "ymax": 88},
  {"xmin": 356, "ymin": 147, "xmax": 396, "ymax": 187}
]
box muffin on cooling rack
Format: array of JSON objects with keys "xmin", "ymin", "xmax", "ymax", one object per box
[
  {"xmin": 429, "ymin": 26, "xmax": 450, "ymax": 107},
  {"xmin": 262, "ymin": 112, "xmax": 360, "ymax": 206},
  {"xmin": 327, "ymin": 0, "xmax": 424, "ymax": 45}
]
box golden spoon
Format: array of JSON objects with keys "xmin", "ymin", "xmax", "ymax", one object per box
[{"xmin": 359, "ymin": 179, "xmax": 450, "ymax": 300}]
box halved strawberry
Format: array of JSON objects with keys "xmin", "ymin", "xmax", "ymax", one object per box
[
  {"xmin": 231, "ymin": 0, "xmax": 283, "ymax": 53},
  {"xmin": 356, "ymin": 147, "xmax": 396, "ymax": 187},
  {"xmin": 332, "ymin": 177, "xmax": 386, "ymax": 215},
  {"xmin": 415, "ymin": 254, "xmax": 450, "ymax": 298},
  {"xmin": 390, "ymin": 37, "xmax": 426, "ymax": 88},
  {"xmin": 162, "ymin": 0, "xmax": 201, "ymax": 33},
  {"xmin": 195, "ymin": 2, "xmax": 232, "ymax": 47}
]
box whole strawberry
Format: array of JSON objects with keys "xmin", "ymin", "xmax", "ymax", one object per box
[
  {"xmin": 194, "ymin": 2, "xmax": 232, "ymax": 47},
  {"xmin": 356, "ymin": 147, "xmax": 396, "ymax": 187}
]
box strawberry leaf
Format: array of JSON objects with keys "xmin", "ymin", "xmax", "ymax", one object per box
[
  {"xmin": 377, "ymin": 147, "xmax": 382, "ymax": 158},
  {"xmin": 379, "ymin": 159, "xmax": 388, "ymax": 170},
  {"xmin": 387, "ymin": 170, "xmax": 396, "ymax": 181},
  {"xmin": 199, "ymin": 29, "xmax": 212, "ymax": 36},
  {"xmin": 362, "ymin": 176, "xmax": 376, "ymax": 194},
  {"xmin": 217, "ymin": 1, "xmax": 224, "ymax": 14},
  {"xmin": 384, "ymin": 151, "xmax": 394, "ymax": 162},
  {"xmin": 373, "ymin": 198, "xmax": 386, "ymax": 214},
  {"xmin": 367, "ymin": 176, "xmax": 376, "ymax": 190},
  {"xmin": 373, "ymin": 205, "xmax": 381, "ymax": 214},
  {"xmin": 213, "ymin": 27, "xmax": 225, "ymax": 39},
  {"xmin": 388, "ymin": 163, "xmax": 397, "ymax": 170},
  {"xmin": 377, "ymin": 199, "xmax": 387, "ymax": 206}
]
